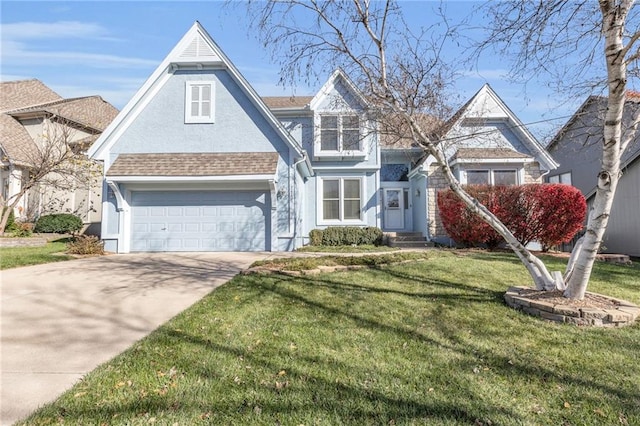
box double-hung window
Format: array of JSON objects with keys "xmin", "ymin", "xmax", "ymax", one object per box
[
  {"xmin": 548, "ymin": 172, "xmax": 572, "ymax": 185},
  {"xmin": 185, "ymin": 81, "xmax": 215, "ymax": 123},
  {"xmin": 466, "ymin": 169, "xmax": 518, "ymax": 186},
  {"xmin": 321, "ymin": 178, "xmax": 362, "ymax": 222},
  {"xmin": 319, "ymin": 114, "xmax": 362, "ymax": 153}
]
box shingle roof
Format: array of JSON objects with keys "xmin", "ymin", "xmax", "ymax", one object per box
[
  {"xmin": 107, "ymin": 152, "xmax": 280, "ymax": 177},
  {"xmin": 0, "ymin": 79, "xmax": 62, "ymax": 112},
  {"xmin": 380, "ymin": 113, "xmax": 442, "ymax": 149},
  {"xmin": 0, "ymin": 114, "xmax": 41, "ymax": 165},
  {"xmin": 452, "ymin": 148, "xmax": 533, "ymax": 160},
  {"xmin": 8, "ymin": 96, "xmax": 119, "ymax": 131},
  {"xmin": 262, "ymin": 96, "xmax": 313, "ymax": 109}
]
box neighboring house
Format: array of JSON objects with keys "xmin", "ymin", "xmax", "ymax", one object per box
[
  {"xmin": 547, "ymin": 93, "xmax": 640, "ymax": 256},
  {"xmin": 90, "ymin": 22, "xmax": 557, "ymax": 253},
  {"xmin": 0, "ymin": 79, "xmax": 118, "ymax": 232}
]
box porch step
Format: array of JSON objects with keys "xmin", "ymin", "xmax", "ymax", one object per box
[{"xmin": 385, "ymin": 232, "xmax": 434, "ymax": 249}]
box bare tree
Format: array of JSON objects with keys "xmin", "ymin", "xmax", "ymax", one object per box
[
  {"xmin": 0, "ymin": 117, "xmax": 101, "ymax": 234},
  {"xmin": 479, "ymin": 0, "xmax": 640, "ymax": 299},
  {"xmin": 244, "ymin": 0, "xmax": 638, "ymax": 300}
]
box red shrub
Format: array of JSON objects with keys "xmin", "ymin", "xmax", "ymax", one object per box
[{"xmin": 437, "ymin": 184, "xmax": 586, "ymax": 250}]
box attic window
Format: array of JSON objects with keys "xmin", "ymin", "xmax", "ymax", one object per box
[
  {"xmin": 319, "ymin": 114, "xmax": 361, "ymax": 152},
  {"xmin": 185, "ymin": 81, "xmax": 215, "ymax": 123}
]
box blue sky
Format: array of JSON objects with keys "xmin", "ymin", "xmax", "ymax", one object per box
[{"xmin": 1, "ymin": 1, "xmax": 594, "ymax": 142}]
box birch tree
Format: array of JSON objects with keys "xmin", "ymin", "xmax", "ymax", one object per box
[
  {"xmin": 480, "ymin": 0, "xmax": 639, "ymax": 299},
  {"xmin": 245, "ymin": 0, "xmax": 638, "ymax": 300}
]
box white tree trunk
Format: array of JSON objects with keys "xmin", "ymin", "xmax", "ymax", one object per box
[{"xmin": 564, "ymin": 0, "xmax": 629, "ymax": 299}]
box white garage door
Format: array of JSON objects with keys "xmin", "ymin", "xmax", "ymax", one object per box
[{"xmin": 130, "ymin": 190, "xmax": 269, "ymax": 252}]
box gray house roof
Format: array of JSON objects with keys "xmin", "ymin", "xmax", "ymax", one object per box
[{"xmin": 107, "ymin": 152, "xmax": 280, "ymax": 177}]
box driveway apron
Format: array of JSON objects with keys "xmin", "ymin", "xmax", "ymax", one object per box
[{"xmin": 1, "ymin": 252, "xmax": 268, "ymax": 425}]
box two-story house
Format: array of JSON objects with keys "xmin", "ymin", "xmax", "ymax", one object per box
[{"xmin": 89, "ymin": 22, "xmax": 557, "ymax": 252}]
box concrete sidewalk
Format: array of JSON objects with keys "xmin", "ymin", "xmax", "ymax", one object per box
[{"xmin": 1, "ymin": 252, "xmax": 269, "ymax": 425}]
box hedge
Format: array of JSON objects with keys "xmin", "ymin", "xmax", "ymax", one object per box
[
  {"xmin": 307, "ymin": 226, "xmax": 383, "ymax": 246},
  {"xmin": 437, "ymin": 184, "xmax": 586, "ymax": 250},
  {"xmin": 34, "ymin": 213, "xmax": 84, "ymax": 234}
]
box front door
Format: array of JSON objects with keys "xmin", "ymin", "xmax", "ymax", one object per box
[{"xmin": 384, "ymin": 188, "xmax": 404, "ymax": 229}]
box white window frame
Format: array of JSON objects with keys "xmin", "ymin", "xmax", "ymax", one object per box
[
  {"xmin": 464, "ymin": 168, "xmax": 520, "ymax": 186},
  {"xmin": 185, "ymin": 81, "xmax": 215, "ymax": 124},
  {"xmin": 314, "ymin": 113, "xmax": 365, "ymax": 158},
  {"xmin": 548, "ymin": 172, "xmax": 572, "ymax": 185},
  {"xmin": 317, "ymin": 176, "xmax": 366, "ymax": 224}
]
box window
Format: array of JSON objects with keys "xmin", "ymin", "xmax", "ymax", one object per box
[
  {"xmin": 318, "ymin": 114, "xmax": 361, "ymax": 152},
  {"xmin": 548, "ymin": 172, "xmax": 572, "ymax": 185},
  {"xmin": 466, "ymin": 169, "xmax": 518, "ymax": 186},
  {"xmin": 321, "ymin": 178, "xmax": 362, "ymax": 221},
  {"xmin": 185, "ymin": 81, "xmax": 215, "ymax": 123},
  {"xmin": 381, "ymin": 164, "xmax": 409, "ymax": 181}
]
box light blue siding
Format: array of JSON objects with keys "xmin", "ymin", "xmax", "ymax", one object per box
[{"xmin": 110, "ymin": 70, "xmax": 288, "ymax": 156}]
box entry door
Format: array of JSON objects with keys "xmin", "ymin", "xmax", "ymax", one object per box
[{"xmin": 384, "ymin": 188, "xmax": 404, "ymax": 229}]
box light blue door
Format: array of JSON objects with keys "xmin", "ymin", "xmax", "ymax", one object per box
[{"xmin": 130, "ymin": 190, "xmax": 269, "ymax": 252}]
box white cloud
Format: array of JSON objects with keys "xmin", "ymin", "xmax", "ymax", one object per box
[{"xmin": 1, "ymin": 21, "xmax": 111, "ymax": 40}]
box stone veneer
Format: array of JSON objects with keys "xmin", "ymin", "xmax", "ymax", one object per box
[{"xmin": 505, "ymin": 286, "xmax": 640, "ymax": 327}]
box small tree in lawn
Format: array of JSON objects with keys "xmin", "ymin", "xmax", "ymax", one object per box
[
  {"xmin": 0, "ymin": 117, "xmax": 101, "ymax": 234},
  {"xmin": 244, "ymin": 0, "xmax": 637, "ymax": 299}
]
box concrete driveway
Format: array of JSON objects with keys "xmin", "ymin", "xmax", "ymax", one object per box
[{"xmin": 1, "ymin": 252, "xmax": 270, "ymax": 425}]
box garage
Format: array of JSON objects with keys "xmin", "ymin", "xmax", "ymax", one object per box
[{"xmin": 130, "ymin": 190, "xmax": 269, "ymax": 252}]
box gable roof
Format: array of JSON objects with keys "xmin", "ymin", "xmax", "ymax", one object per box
[
  {"xmin": 0, "ymin": 79, "xmax": 62, "ymax": 112},
  {"xmin": 8, "ymin": 96, "xmax": 119, "ymax": 132},
  {"xmin": 309, "ymin": 69, "xmax": 370, "ymax": 111},
  {"xmin": 88, "ymin": 21, "xmax": 306, "ymax": 165},
  {"xmin": 107, "ymin": 152, "xmax": 279, "ymax": 177},
  {"xmin": 262, "ymin": 96, "xmax": 313, "ymax": 110},
  {"xmin": 0, "ymin": 114, "xmax": 40, "ymax": 165},
  {"xmin": 435, "ymin": 84, "xmax": 558, "ymax": 171},
  {"xmin": 547, "ymin": 93, "xmax": 640, "ymax": 169}
]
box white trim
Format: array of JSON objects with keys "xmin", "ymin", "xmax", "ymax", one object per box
[
  {"xmin": 449, "ymin": 157, "xmax": 534, "ymax": 166},
  {"xmin": 316, "ymin": 176, "xmax": 367, "ymax": 226},
  {"xmin": 312, "ymin": 165, "xmax": 379, "ymax": 171},
  {"xmin": 184, "ymin": 81, "xmax": 215, "ymax": 123},
  {"xmin": 462, "ymin": 167, "xmax": 520, "ymax": 186},
  {"xmin": 309, "ymin": 69, "xmax": 370, "ymax": 111},
  {"xmin": 106, "ymin": 174, "xmax": 275, "ymax": 183}
]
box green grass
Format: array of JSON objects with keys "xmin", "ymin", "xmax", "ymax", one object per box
[
  {"xmin": 296, "ymin": 244, "xmax": 398, "ymax": 253},
  {"xmin": 21, "ymin": 251, "xmax": 640, "ymax": 425},
  {"xmin": 0, "ymin": 240, "xmax": 71, "ymax": 269}
]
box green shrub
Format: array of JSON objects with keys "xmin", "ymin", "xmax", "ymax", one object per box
[
  {"xmin": 309, "ymin": 229, "xmax": 324, "ymax": 246},
  {"xmin": 10, "ymin": 222, "xmax": 33, "ymax": 237},
  {"xmin": 2, "ymin": 208, "xmax": 16, "ymax": 232},
  {"xmin": 309, "ymin": 226, "xmax": 384, "ymax": 246},
  {"xmin": 34, "ymin": 214, "xmax": 83, "ymax": 234},
  {"xmin": 66, "ymin": 235, "xmax": 104, "ymax": 255}
]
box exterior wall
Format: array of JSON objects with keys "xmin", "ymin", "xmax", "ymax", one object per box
[
  {"xmin": 411, "ymin": 173, "xmax": 429, "ymax": 237},
  {"xmin": 523, "ymin": 162, "xmax": 543, "ymax": 183},
  {"xmin": 426, "ymin": 163, "xmax": 450, "ymax": 242},
  {"xmin": 100, "ymin": 67, "xmax": 303, "ymax": 252},
  {"xmin": 301, "ymin": 171, "xmax": 379, "ymax": 238},
  {"xmin": 601, "ymin": 160, "xmax": 640, "ymax": 256},
  {"xmin": 110, "ymin": 69, "xmax": 289, "ymax": 158}
]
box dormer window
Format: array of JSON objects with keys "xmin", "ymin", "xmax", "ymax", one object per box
[
  {"xmin": 185, "ymin": 81, "xmax": 215, "ymax": 123},
  {"xmin": 319, "ymin": 114, "xmax": 362, "ymax": 153}
]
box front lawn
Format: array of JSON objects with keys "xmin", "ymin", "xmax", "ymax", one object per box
[
  {"xmin": 0, "ymin": 240, "xmax": 71, "ymax": 269},
  {"xmin": 21, "ymin": 251, "xmax": 640, "ymax": 425}
]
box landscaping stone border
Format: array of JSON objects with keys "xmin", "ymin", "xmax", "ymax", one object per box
[
  {"xmin": 505, "ymin": 286, "xmax": 639, "ymax": 327},
  {"xmin": 0, "ymin": 237, "xmax": 47, "ymax": 248}
]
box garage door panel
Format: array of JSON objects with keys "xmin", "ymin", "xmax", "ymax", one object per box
[{"xmin": 131, "ymin": 190, "xmax": 268, "ymax": 252}]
